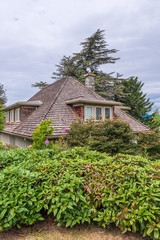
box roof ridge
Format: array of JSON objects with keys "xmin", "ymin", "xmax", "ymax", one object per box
[
  {"xmin": 115, "ymin": 106, "xmax": 151, "ymax": 131},
  {"xmin": 41, "ymin": 77, "xmax": 69, "ymax": 120},
  {"xmin": 68, "ymin": 76, "xmax": 106, "ymax": 100}
]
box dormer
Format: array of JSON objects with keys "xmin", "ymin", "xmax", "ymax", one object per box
[
  {"xmin": 4, "ymin": 101, "xmax": 42, "ymax": 123},
  {"xmin": 65, "ymin": 97, "xmax": 123, "ymax": 121}
]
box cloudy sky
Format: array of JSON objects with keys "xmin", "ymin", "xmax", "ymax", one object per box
[{"xmin": 0, "ymin": 0, "xmax": 160, "ymax": 112}]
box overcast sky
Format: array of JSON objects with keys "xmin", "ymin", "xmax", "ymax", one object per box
[{"xmin": 0, "ymin": 0, "xmax": 160, "ymax": 112}]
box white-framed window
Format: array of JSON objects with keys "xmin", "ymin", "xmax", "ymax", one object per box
[
  {"xmin": 6, "ymin": 111, "xmax": 10, "ymax": 122},
  {"xmin": 15, "ymin": 108, "xmax": 20, "ymax": 122},
  {"xmin": 96, "ymin": 107, "xmax": 102, "ymax": 120},
  {"xmin": 86, "ymin": 106, "xmax": 93, "ymax": 120},
  {"xmin": 85, "ymin": 106, "xmax": 111, "ymax": 121},
  {"xmin": 105, "ymin": 108, "xmax": 111, "ymax": 119},
  {"xmin": 10, "ymin": 110, "xmax": 14, "ymax": 122}
]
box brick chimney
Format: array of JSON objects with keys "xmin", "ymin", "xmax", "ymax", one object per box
[{"xmin": 84, "ymin": 73, "xmax": 96, "ymax": 91}]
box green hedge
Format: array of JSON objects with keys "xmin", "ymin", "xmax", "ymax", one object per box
[
  {"xmin": 67, "ymin": 119, "xmax": 160, "ymax": 159},
  {"xmin": 67, "ymin": 119, "xmax": 136, "ymax": 155},
  {"xmin": 0, "ymin": 147, "xmax": 160, "ymax": 239}
]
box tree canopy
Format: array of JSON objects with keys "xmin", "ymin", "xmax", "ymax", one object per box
[
  {"xmin": 52, "ymin": 29, "xmax": 123, "ymax": 100},
  {"xmin": 0, "ymin": 83, "xmax": 7, "ymax": 106},
  {"xmin": 31, "ymin": 81, "xmax": 48, "ymax": 90},
  {"xmin": 115, "ymin": 77, "xmax": 153, "ymax": 125},
  {"xmin": 150, "ymin": 109, "xmax": 160, "ymax": 130},
  {"xmin": 31, "ymin": 29, "xmax": 154, "ymax": 126},
  {"xmin": 0, "ymin": 104, "xmax": 5, "ymax": 131}
]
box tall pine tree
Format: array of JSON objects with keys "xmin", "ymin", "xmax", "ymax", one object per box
[
  {"xmin": 52, "ymin": 29, "xmax": 123, "ymax": 100},
  {"xmin": 73, "ymin": 29, "xmax": 119, "ymax": 74},
  {"xmin": 150, "ymin": 109, "xmax": 160, "ymax": 130},
  {"xmin": 115, "ymin": 77, "xmax": 153, "ymax": 125},
  {"xmin": 0, "ymin": 83, "xmax": 7, "ymax": 106},
  {"xmin": 0, "ymin": 104, "xmax": 5, "ymax": 131}
]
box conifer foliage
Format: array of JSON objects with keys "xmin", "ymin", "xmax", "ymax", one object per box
[
  {"xmin": 0, "ymin": 104, "xmax": 5, "ymax": 131},
  {"xmin": 0, "ymin": 83, "xmax": 7, "ymax": 106},
  {"xmin": 0, "ymin": 84, "xmax": 6, "ymax": 131},
  {"xmin": 52, "ymin": 29, "xmax": 123, "ymax": 100},
  {"xmin": 115, "ymin": 77, "xmax": 153, "ymax": 125},
  {"xmin": 32, "ymin": 81, "xmax": 48, "ymax": 89}
]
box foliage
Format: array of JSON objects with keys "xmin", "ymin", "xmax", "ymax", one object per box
[
  {"xmin": 115, "ymin": 77, "xmax": 153, "ymax": 125},
  {"xmin": 52, "ymin": 29, "xmax": 124, "ymax": 100},
  {"xmin": 67, "ymin": 118, "xmax": 160, "ymax": 160},
  {"xmin": 67, "ymin": 119, "xmax": 136, "ymax": 155},
  {"xmin": 73, "ymin": 29, "xmax": 119, "ymax": 73},
  {"xmin": 54, "ymin": 130, "xmax": 68, "ymax": 152},
  {"xmin": 32, "ymin": 119, "xmax": 54, "ymax": 149},
  {"xmin": 137, "ymin": 130, "xmax": 160, "ymax": 160},
  {"xmin": 0, "ymin": 147, "xmax": 160, "ymax": 239},
  {"xmin": 31, "ymin": 81, "xmax": 48, "ymax": 89},
  {"xmin": 0, "ymin": 104, "xmax": 5, "ymax": 131},
  {"xmin": 0, "ymin": 83, "xmax": 7, "ymax": 106},
  {"xmin": 150, "ymin": 109, "xmax": 160, "ymax": 130},
  {"xmin": 0, "ymin": 142, "xmax": 17, "ymax": 151}
]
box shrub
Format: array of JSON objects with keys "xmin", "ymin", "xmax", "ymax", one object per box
[
  {"xmin": 0, "ymin": 142, "xmax": 18, "ymax": 151},
  {"xmin": 0, "ymin": 104, "xmax": 5, "ymax": 131},
  {"xmin": 67, "ymin": 119, "xmax": 136, "ymax": 155},
  {"xmin": 0, "ymin": 147, "xmax": 160, "ymax": 239},
  {"xmin": 32, "ymin": 119, "xmax": 54, "ymax": 149},
  {"xmin": 137, "ymin": 131, "xmax": 160, "ymax": 160}
]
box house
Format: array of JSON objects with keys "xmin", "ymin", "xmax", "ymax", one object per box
[{"xmin": 0, "ymin": 74, "xmax": 150, "ymax": 148}]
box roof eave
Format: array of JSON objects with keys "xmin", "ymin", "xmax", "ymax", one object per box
[
  {"xmin": 65, "ymin": 98, "xmax": 123, "ymax": 106},
  {"xmin": 118, "ymin": 106, "xmax": 132, "ymax": 110},
  {"xmin": 4, "ymin": 101, "xmax": 43, "ymax": 111},
  {"xmin": 1, "ymin": 130, "xmax": 68, "ymax": 140}
]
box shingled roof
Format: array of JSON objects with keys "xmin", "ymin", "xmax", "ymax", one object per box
[
  {"xmin": 3, "ymin": 76, "xmax": 151, "ymax": 138},
  {"xmin": 114, "ymin": 106, "xmax": 151, "ymax": 132},
  {"xmin": 4, "ymin": 76, "xmax": 104, "ymax": 138}
]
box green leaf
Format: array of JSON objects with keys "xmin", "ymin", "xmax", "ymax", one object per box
[
  {"xmin": 66, "ymin": 220, "xmax": 72, "ymax": 227},
  {"xmin": 0, "ymin": 209, "xmax": 7, "ymax": 219},
  {"xmin": 56, "ymin": 211, "xmax": 61, "ymax": 220},
  {"xmin": 154, "ymin": 229, "xmax": 159, "ymax": 239},
  {"xmin": 10, "ymin": 208, "xmax": 15, "ymax": 217},
  {"xmin": 54, "ymin": 208, "xmax": 58, "ymax": 216},
  {"xmin": 4, "ymin": 223, "xmax": 10, "ymax": 229}
]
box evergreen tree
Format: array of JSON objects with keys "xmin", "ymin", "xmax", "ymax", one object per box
[
  {"xmin": 52, "ymin": 56, "xmax": 81, "ymax": 81},
  {"xmin": 0, "ymin": 84, "xmax": 6, "ymax": 131},
  {"xmin": 115, "ymin": 77, "xmax": 153, "ymax": 125},
  {"xmin": 32, "ymin": 81, "xmax": 48, "ymax": 89},
  {"xmin": 52, "ymin": 29, "xmax": 123, "ymax": 99},
  {"xmin": 0, "ymin": 104, "xmax": 5, "ymax": 131},
  {"xmin": 0, "ymin": 83, "xmax": 7, "ymax": 106},
  {"xmin": 150, "ymin": 109, "xmax": 160, "ymax": 130},
  {"xmin": 74, "ymin": 29, "xmax": 119, "ymax": 74}
]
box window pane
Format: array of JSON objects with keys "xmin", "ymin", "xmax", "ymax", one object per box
[
  {"xmin": 86, "ymin": 107, "xmax": 92, "ymax": 120},
  {"xmin": 15, "ymin": 108, "xmax": 20, "ymax": 122},
  {"xmin": 10, "ymin": 110, "xmax": 14, "ymax": 122},
  {"xmin": 105, "ymin": 108, "xmax": 110, "ymax": 119},
  {"xmin": 6, "ymin": 111, "xmax": 9, "ymax": 122},
  {"xmin": 96, "ymin": 107, "xmax": 102, "ymax": 120}
]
